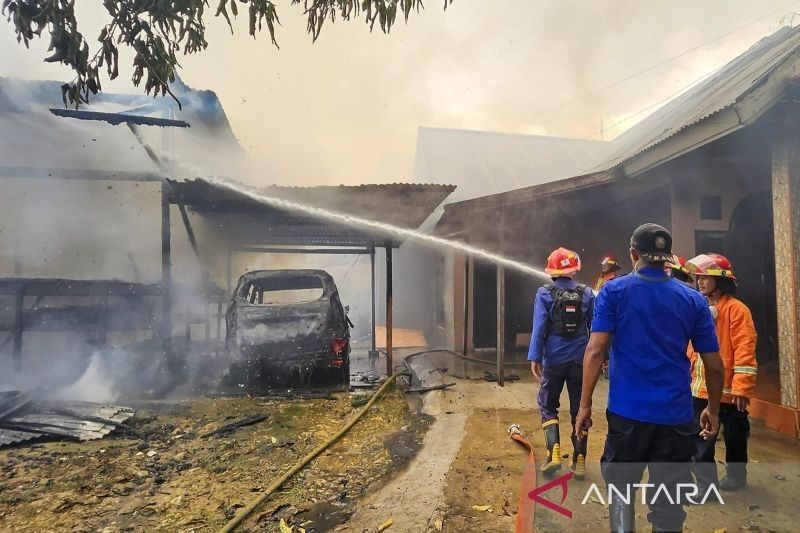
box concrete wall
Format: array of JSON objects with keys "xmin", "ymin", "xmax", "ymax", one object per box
[{"xmin": 668, "ymin": 168, "xmax": 767, "ymax": 258}]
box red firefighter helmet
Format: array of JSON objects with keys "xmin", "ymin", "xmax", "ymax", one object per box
[
  {"xmin": 545, "ymin": 247, "xmax": 581, "ymax": 276},
  {"xmin": 667, "ymin": 255, "xmax": 690, "ymax": 275},
  {"xmin": 600, "ymin": 255, "xmax": 620, "ymax": 271},
  {"xmin": 687, "ymin": 253, "xmax": 737, "ymax": 281}
]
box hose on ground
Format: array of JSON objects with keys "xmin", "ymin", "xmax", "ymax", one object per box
[
  {"xmin": 219, "ymin": 373, "xmax": 400, "ymax": 532},
  {"xmin": 508, "ymin": 424, "xmax": 537, "ymax": 533},
  {"xmin": 402, "ymin": 348, "xmax": 531, "ymax": 367}
]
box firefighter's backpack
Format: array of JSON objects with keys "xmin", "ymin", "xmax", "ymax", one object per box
[{"xmin": 546, "ymin": 284, "xmax": 586, "ymax": 338}]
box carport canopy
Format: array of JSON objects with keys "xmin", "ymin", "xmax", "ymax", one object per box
[{"xmin": 164, "ymin": 177, "xmax": 455, "ymax": 375}]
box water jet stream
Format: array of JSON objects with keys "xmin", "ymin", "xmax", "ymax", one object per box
[{"xmin": 197, "ymin": 176, "xmax": 551, "ymax": 280}]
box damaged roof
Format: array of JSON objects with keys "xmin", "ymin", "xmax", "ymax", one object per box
[
  {"xmin": 0, "ymin": 77, "xmax": 244, "ymax": 177},
  {"xmin": 437, "ymin": 25, "xmax": 800, "ymax": 226},
  {"xmin": 0, "ymin": 392, "xmax": 135, "ymax": 448},
  {"xmin": 167, "ymin": 178, "xmax": 455, "ymax": 246}
]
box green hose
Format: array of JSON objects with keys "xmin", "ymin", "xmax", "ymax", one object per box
[
  {"xmin": 220, "ymin": 373, "xmax": 400, "ymax": 532},
  {"xmin": 403, "ymin": 348, "xmax": 531, "ymax": 367}
]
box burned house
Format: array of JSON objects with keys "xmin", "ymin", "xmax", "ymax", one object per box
[
  {"xmin": 0, "ymin": 77, "xmax": 454, "ymax": 393},
  {"xmin": 406, "ymin": 126, "xmax": 609, "ymax": 346},
  {"xmin": 436, "ymin": 25, "xmax": 800, "ymax": 438}
]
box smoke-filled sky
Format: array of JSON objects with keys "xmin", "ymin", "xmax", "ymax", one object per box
[{"xmin": 2, "ymin": 0, "xmax": 798, "ymax": 185}]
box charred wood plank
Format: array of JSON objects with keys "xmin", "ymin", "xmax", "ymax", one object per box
[
  {"xmin": 201, "ymin": 414, "xmax": 269, "ymax": 438},
  {"xmin": 405, "ymin": 383, "xmax": 456, "ymax": 394},
  {"xmin": 0, "ymin": 279, "xmax": 161, "ymax": 297},
  {"xmin": 12, "ymin": 286, "xmax": 24, "ymax": 370},
  {"xmin": 50, "ymin": 108, "xmax": 190, "ymax": 128}
]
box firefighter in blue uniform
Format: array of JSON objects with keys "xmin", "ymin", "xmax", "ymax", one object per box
[
  {"xmin": 529, "ymin": 247, "xmax": 595, "ymax": 479},
  {"xmin": 576, "ymin": 223, "xmax": 724, "ymax": 532}
]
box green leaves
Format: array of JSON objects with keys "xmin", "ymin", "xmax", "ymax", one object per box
[{"xmin": 2, "ymin": 0, "xmax": 441, "ymax": 107}]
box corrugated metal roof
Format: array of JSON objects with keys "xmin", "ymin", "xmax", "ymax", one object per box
[
  {"xmin": 413, "ymin": 126, "xmax": 610, "ymax": 204},
  {"xmin": 436, "ymin": 25, "xmax": 800, "ymax": 227},
  {"xmin": 167, "ymin": 178, "xmax": 456, "ymax": 246},
  {"xmin": 0, "ymin": 399, "xmax": 134, "ymax": 448},
  {"xmin": 592, "ymin": 25, "xmax": 800, "ymax": 172}
]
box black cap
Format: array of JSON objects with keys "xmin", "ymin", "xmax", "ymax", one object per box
[{"xmin": 630, "ymin": 223, "xmax": 673, "ymax": 262}]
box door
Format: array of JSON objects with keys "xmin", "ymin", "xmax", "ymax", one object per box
[{"xmin": 472, "ymin": 260, "xmax": 497, "ymax": 348}]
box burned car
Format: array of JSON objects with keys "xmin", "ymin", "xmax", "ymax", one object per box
[{"xmin": 225, "ymin": 269, "xmax": 352, "ymax": 389}]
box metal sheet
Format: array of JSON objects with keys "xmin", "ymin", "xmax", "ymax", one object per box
[
  {"xmin": 167, "ymin": 179, "xmax": 455, "ymax": 246},
  {"xmin": 593, "ymin": 25, "xmax": 800, "ymax": 172},
  {"xmin": 0, "ymin": 399, "xmax": 135, "ymax": 448}
]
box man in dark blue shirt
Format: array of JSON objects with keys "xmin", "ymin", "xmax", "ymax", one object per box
[
  {"xmin": 528, "ymin": 247, "xmax": 595, "ymax": 479},
  {"xmin": 575, "ymin": 223, "xmax": 723, "ymax": 533}
]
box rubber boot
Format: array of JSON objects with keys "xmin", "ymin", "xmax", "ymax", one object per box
[
  {"xmin": 609, "ymin": 495, "xmax": 636, "ymax": 533},
  {"xmin": 570, "ymin": 430, "xmax": 587, "ymax": 480},
  {"xmin": 540, "ymin": 419, "xmax": 562, "ymax": 475}
]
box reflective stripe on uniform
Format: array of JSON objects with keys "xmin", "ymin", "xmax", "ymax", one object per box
[
  {"xmin": 691, "ymin": 356, "xmax": 705, "ymax": 396},
  {"xmin": 734, "ymin": 366, "xmax": 757, "ymax": 375}
]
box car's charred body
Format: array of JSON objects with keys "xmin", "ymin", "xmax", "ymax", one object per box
[{"xmin": 225, "ymin": 269, "xmax": 351, "ymax": 389}]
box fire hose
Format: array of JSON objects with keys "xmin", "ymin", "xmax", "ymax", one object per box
[
  {"xmin": 508, "ymin": 424, "xmax": 537, "ymax": 533},
  {"xmin": 402, "ymin": 348, "xmax": 531, "ymax": 367},
  {"xmin": 220, "ymin": 372, "xmax": 400, "ymax": 532}
]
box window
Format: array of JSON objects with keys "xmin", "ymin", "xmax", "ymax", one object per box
[
  {"xmin": 695, "ymin": 230, "xmax": 727, "ymax": 255},
  {"xmin": 700, "ymin": 195, "xmax": 722, "ymax": 220},
  {"xmin": 239, "ymin": 274, "xmax": 326, "ymax": 304}
]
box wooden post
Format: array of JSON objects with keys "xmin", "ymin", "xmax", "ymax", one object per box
[
  {"xmin": 161, "ymin": 182, "xmax": 172, "ymax": 360},
  {"xmin": 370, "ymin": 245, "xmax": 377, "ymax": 353},
  {"xmin": 385, "ymin": 244, "xmax": 393, "ymax": 376},
  {"xmin": 12, "ymin": 286, "xmax": 24, "ymax": 371},
  {"xmin": 185, "ymin": 305, "xmax": 191, "ymax": 343},
  {"xmin": 462, "ymin": 255, "xmax": 470, "ymax": 356},
  {"xmin": 216, "ymin": 299, "xmax": 223, "ymax": 341},
  {"xmin": 226, "ymin": 250, "xmax": 233, "ymax": 294},
  {"xmin": 497, "ymin": 264, "xmax": 505, "ymax": 387}
]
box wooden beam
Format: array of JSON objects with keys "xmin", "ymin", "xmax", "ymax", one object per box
[
  {"xmin": 236, "ymin": 247, "xmax": 370, "ymax": 255},
  {"xmin": 0, "ymin": 279, "xmax": 161, "ymax": 297},
  {"xmin": 371, "ymin": 246, "xmax": 377, "ymax": 353},
  {"xmin": 177, "ymin": 203, "xmax": 200, "ymax": 258},
  {"xmin": 161, "ymin": 181, "xmax": 173, "ymax": 360},
  {"xmin": 50, "ymin": 108, "xmax": 190, "ymax": 128},
  {"xmin": 463, "ymin": 255, "xmax": 470, "ymax": 356},
  {"xmin": 496, "ymin": 264, "xmax": 505, "ymax": 387}
]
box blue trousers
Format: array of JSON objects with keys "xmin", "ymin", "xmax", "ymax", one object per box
[{"xmin": 537, "ymin": 360, "xmax": 583, "ymax": 426}]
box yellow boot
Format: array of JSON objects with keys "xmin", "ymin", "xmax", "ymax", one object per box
[
  {"xmin": 570, "ymin": 430, "xmax": 587, "ymax": 480},
  {"xmin": 540, "ymin": 419, "xmax": 562, "ymax": 474}
]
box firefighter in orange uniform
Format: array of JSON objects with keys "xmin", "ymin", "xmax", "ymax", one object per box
[
  {"xmin": 687, "ymin": 253, "xmax": 757, "ymax": 492},
  {"xmin": 595, "ymin": 255, "xmax": 620, "ymax": 379},
  {"xmin": 594, "ymin": 255, "xmax": 620, "ymax": 292},
  {"xmin": 667, "ymin": 255, "xmax": 695, "ymax": 287}
]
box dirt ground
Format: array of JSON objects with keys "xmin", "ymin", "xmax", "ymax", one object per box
[
  {"xmin": 436, "ymin": 376, "xmax": 800, "ymax": 533},
  {"xmin": 0, "ymin": 386, "xmax": 428, "ymax": 533},
  {"xmin": 1, "ymin": 360, "xmax": 798, "ymax": 533}
]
